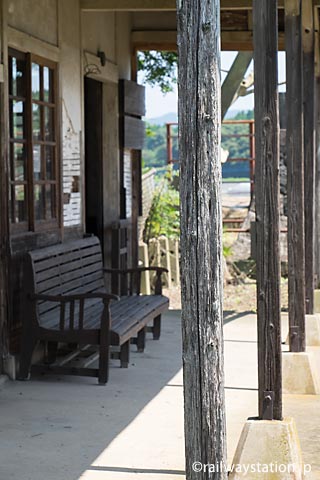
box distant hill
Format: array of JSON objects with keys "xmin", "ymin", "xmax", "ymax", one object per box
[
  {"xmin": 146, "ymin": 112, "xmax": 178, "ymax": 125},
  {"xmin": 225, "ymin": 109, "xmax": 241, "ymax": 119}
]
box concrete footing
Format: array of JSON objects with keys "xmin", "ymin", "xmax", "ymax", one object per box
[
  {"xmin": 314, "ymin": 289, "xmax": 320, "ymax": 313},
  {"xmin": 282, "ymin": 351, "xmax": 320, "ymax": 394},
  {"xmin": 284, "ymin": 314, "xmax": 320, "ymax": 347},
  {"xmin": 305, "ymin": 314, "xmax": 320, "ymax": 346},
  {"xmin": 229, "ymin": 417, "xmax": 304, "ymax": 480}
]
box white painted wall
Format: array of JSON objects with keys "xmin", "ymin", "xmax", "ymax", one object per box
[{"xmin": 7, "ymin": 0, "xmax": 58, "ymax": 45}]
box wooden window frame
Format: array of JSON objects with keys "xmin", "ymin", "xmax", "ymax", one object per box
[{"xmin": 8, "ymin": 48, "xmax": 61, "ymax": 235}]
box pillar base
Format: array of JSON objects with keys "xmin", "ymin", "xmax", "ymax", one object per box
[
  {"xmin": 284, "ymin": 314, "xmax": 320, "ymax": 347},
  {"xmin": 229, "ymin": 417, "xmax": 304, "ymax": 479},
  {"xmin": 282, "ymin": 351, "xmax": 320, "ymax": 394},
  {"xmin": 305, "ymin": 314, "xmax": 320, "ymax": 346},
  {"xmin": 314, "ymin": 289, "xmax": 320, "ymax": 313}
]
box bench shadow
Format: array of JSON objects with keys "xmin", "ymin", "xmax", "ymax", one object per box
[{"xmin": 0, "ymin": 310, "xmax": 184, "ymax": 480}]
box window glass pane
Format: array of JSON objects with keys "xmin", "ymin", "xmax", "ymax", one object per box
[
  {"xmin": 33, "ymin": 145, "xmax": 42, "ymax": 180},
  {"xmin": 44, "ymin": 107, "xmax": 54, "ymax": 141},
  {"xmin": 34, "ymin": 185, "xmax": 45, "ymax": 221},
  {"xmin": 45, "ymin": 146, "xmax": 55, "ymax": 180},
  {"xmin": 32, "ymin": 104, "xmax": 41, "ymax": 140},
  {"xmin": 43, "ymin": 67, "xmax": 53, "ymax": 103},
  {"xmin": 14, "ymin": 185, "xmax": 27, "ymax": 223},
  {"xmin": 10, "ymin": 56, "xmax": 26, "ymax": 97},
  {"xmin": 32, "ymin": 63, "xmax": 40, "ymax": 100},
  {"xmin": 11, "ymin": 100, "xmax": 24, "ymax": 139},
  {"xmin": 13, "ymin": 143, "xmax": 26, "ymax": 181},
  {"xmin": 46, "ymin": 185, "xmax": 56, "ymax": 219}
]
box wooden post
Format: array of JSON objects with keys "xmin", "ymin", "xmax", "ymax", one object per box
[
  {"xmin": 303, "ymin": 0, "xmax": 316, "ymax": 314},
  {"xmin": 177, "ymin": 0, "xmax": 227, "ymax": 479},
  {"xmin": 285, "ymin": 0, "xmax": 306, "ymax": 353},
  {"xmin": 253, "ymin": 0, "xmax": 282, "ymax": 421},
  {"xmin": 314, "ymin": 8, "xmax": 320, "ymax": 288},
  {"xmin": 0, "ymin": 0, "xmax": 9, "ymax": 372}
]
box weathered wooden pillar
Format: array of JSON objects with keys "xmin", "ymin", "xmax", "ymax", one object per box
[
  {"xmin": 285, "ymin": 0, "xmax": 306, "ymax": 353},
  {"xmin": 303, "ymin": 1, "xmax": 316, "ymax": 314},
  {"xmin": 0, "ymin": 0, "xmax": 9, "ymax": 372},
  {"xmin": 177, "ymin": 0, "xmax": 227, "ymax": 479},
  {"xmin": 253, "ymin": 0, "xmax": 282, "ymax": 421},
  {"xmin": 314, "ymin": 9, "xmax": 320, "ymax": 288}
]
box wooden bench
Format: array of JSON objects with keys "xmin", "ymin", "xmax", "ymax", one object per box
[{"xmin": 19, "ymin": 236, "xmax": 169, "ymax": 384}]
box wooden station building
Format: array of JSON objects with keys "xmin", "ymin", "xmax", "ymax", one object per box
[{"xmin": 0, "ymin": 0, "xmax": 319, "ymax": 397}]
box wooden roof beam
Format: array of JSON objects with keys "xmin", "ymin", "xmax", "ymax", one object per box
[
  {"xmin": 80, "ymin": 0, "xmax": 176, "ymax": 11},
  {"xmin": 132, "ymin": 30, "xmax": 286, "ymax": 51},
  {"xmin": 81, "ymin": 0, "xmax": 320, "ymax": 11}
]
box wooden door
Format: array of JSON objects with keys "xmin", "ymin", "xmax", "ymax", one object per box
[{"xmin": 84, "ymin": 77, "xmax": 103, "ymax": 244}]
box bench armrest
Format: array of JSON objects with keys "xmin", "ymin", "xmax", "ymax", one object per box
[
  {"xmin": 104, "ymin": 267, "xmax": 168, "ymax": 274},
  {"xmin": 29, "ymin": 292, "xmax": 119, "ymax": 331},
  {"xmin": 104, "ymin": 267, "xmax": 168, "ymax": 295},
  {"xmin": 29, "ymin": 292, "xmax": 119, "ymax": 303}
]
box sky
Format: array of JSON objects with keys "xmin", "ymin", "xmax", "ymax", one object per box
[{"xmin": 141, "ymin": 51, "xmax": 287, "ymax": 120}]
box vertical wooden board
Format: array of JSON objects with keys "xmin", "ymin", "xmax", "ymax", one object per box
[
  {"xmin": 253, "ymin": 0, "xmax": 282, "ymax": 420},
  {"xmin": 177, "ymin": 0, "xmax": 227, "ymax": 478},
  {"xmin": 285, "ymin": 0, "xmax": 306, "ymax": 352},
  {"xmin": 0, "ymin": 0, "xmax": 10, "ymax": 367},
  {"xmin": 315, "ymin": 8, "xmax": 320, "ymax": 286}
]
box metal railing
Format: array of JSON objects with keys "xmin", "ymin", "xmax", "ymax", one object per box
[{"xmin": 166, "ymin": 119, "xmax": 256, "ymax": 201}]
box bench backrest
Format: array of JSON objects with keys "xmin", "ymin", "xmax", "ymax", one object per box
[{"xmin": 26, "ymin": 236, "xmax": 105, "ymax": 329}]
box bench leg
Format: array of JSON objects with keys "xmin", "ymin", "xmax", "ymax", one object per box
[
  {"xmin": 45, "ymin": 341, "xmax": 58, "ymax": 364},
  {"xmin": 153, "ymin": 315, "xmax": 161, "ymax": 340},
  {"xmin": 19, "ymin": 335, "xmax": 38, "ymax": 380},
  {"xmin": 98, "ymin": 344, "xmax": 109, "ymax": 385},
  {"xmin": 120, "ymin": 341, "xmax": 130, "ymax": 368},
  {"xmin": 137, "ymin": 327, "xmax": 146, "ymax": 353}
]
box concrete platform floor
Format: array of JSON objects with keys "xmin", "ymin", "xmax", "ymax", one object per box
[{"xmin": 0, "ymin": 310, "xmax": 320, "ymax": 480}]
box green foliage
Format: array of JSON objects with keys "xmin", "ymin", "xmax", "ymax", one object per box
[
  {"xmin": 223, "ymin": 243, "xmax": 233, "ymax": 259},
  {"xmin": 137, "ymin": 51, "xmax": 178, "ymax": 93},
  {"xmin": 144, "ymin": 170, "xmax": 180, "ymax": 243},
  {"xmin": 143, "ymin": 111, "xmax": 254, "ymax": 174},
  {"xmin": 143, "ymin": 122, "xmax": 177, "ymax": 170}
]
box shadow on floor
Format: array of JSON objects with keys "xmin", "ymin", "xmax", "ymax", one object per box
[{"xmin": 0, "ymin": 310, "xmax": 184, "ymax": 480}]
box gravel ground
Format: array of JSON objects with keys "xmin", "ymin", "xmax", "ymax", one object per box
[{"xmin": 164, "ymin": 279, "xmax": 289, "ymax": 314}]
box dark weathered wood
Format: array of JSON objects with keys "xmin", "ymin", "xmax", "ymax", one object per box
[
  {"xmin": 303, "ymin": 0, "xmax": 316, "ymax": 314},
  {"xmin": 84, "ymin": 77, "xmax": 104, "ymax": 243},
  {"xmin": 0, "ymin": 0, "xmax": 9, "ymax": 373},
  {"xmin": 315, "ymin": 9, "xmax": 320, "ymax": 286},
  {"xmin": 285, "ymin": 0, "xmax": 306, "ymax": 352},
  {"xmin": 123, "ymin": 116, "xmax": 145, "ymax": 150},
  {"xmin": 119, "ymin": 79, "xmax": 146, "ymax": 117},
  {"xmin": 253, "ymin": 0, "xmax": 282, "ymax": 421},
  {"xmin": 131, "ymin": 149, "xmax": 141, "ymax": 294},
  {"xmin": 177, "ymin": 1, "xmax": 227, "ymax": 478},
  {"xmin": 19, "ymin": 237, "xmax": 169, "ymax": 382}
]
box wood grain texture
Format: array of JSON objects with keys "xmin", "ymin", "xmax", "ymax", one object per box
[
  {"xmin": 0, "ymin": 0, "xmax": 10, "ymax": 370},
  {"xmin": 253, "ymin": 0, "xmax": 282, "ymax": 420},
  {"xmin": 302, "ymin": 0, "xmax": 316, "ymax": 314},
  {"xmin": 314, "ymin": 10, "xmax": 320, "ymax": 286},
  {"xmin": 177, "ymin": 0, "xmax": 227, "ymax": 478},
  {"xmin": 285, "ymin": 0, "xmax": 306, "ymax": 352}
]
